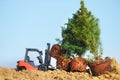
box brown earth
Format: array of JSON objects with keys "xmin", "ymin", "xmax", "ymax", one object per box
[{"xmin": 0, "ymin": 58, "xmax": 120, "ymax": 80}]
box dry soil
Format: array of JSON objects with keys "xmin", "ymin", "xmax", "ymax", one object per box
[{"xmin": 0, "ymin": 58, "xmax": 120, "ymax": 80}]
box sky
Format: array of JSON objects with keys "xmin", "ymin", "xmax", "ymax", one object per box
[{"xmin": 0, "ymin": 0, "xmax": 120, "ymax": 68}]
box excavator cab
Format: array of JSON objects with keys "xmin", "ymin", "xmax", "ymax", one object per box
[{"xmin": 17, "ymin": 43, "xmax": 52, "ymax": 71}]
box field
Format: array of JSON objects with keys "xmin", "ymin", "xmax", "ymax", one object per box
[{"xmin": 0, "ymin": 58, "xmax": 120, "ymax": 80}]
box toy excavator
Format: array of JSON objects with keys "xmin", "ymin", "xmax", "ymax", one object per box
[{"xmin": 17, "ymin": 43, "xmax": 55, "ymax": 71}]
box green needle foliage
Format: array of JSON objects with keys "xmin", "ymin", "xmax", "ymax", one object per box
[{"xmin": 58, "ymin": 0, "xmax": 102, "ymax": 58}]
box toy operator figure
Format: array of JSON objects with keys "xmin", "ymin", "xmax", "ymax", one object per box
[{"xmin": 44, "ymin": 43, "xmax": 51, "ymax": 68}]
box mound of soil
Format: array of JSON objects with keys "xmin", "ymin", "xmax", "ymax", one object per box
[{"xmin": 0, "ymin": 58, "xmax": 120, "ymax": 80}]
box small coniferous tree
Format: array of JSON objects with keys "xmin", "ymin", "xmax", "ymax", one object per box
[{"xmin": 57, "ymin": 0, "xmax": 102, "ymax": 58}]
